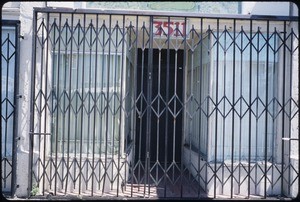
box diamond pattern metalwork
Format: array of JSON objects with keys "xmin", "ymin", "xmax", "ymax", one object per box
[
  {"xmin": 151, "ymin": 94, "xmax": 167, "ymax": 118},
  {"xmin": 167, "ymin": 94, "xmax": 183, "ymax": 118},
  {"xmin": 1, "ymin": 158, "xmax": 12, "ymax": 180},
  {"xmin": 186, "ymin": 95, "xmax": 200, "ymax": 118},
  {"xmin": 135, "ymin": 92, "xmax": 148, "ymax": 118},
  {"xmin": 1, "ymin": 21, "xmax": 19, "ymax": 196},
  {"xmin": 1, "ymin": 98, "xmax": 15, "ymax": 121},
  {"xmin": 1, "ymin": 37, "xmax": 16, "ymax": 62},
  {"xmin": 27, "ymin": 10, "xmax": 299, "ymax": 199}
]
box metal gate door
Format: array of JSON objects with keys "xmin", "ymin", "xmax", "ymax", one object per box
[
  {"xmin": 1, "ymin": 20, "xmax": 20, "ymax": 197},
  {"xmin": 29, "ymin": 8, "xmax": 299, "ymax": 199}
]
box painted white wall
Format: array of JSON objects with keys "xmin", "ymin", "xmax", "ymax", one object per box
[
  {"xmin": 289, "ymin": 12, "xmax": 299, "ymax": 197},
  {"xmin": 45, "ymin": 1, "xmax": 74, "ymax": 8},
  {"xmin": 7, "ymin": 1, "xmax": 47, "ymax": 198},
  {"xmin": 3, "ymin": 1, "xmax": 297, "ymax": 16},
  {"xmin": 2, "ymin": 1, "xmax": 20, "ymax": 8},
  {"xmin": 242, "ymin": 1, "xmax": 295, "ymax": 16},
  {"xmin": 1, "ymin": 2, "xmax": 20, "ymax": 20},
  {"xmin": 45, "ymin": 1, "xmax": 86, "ymax": 9}
]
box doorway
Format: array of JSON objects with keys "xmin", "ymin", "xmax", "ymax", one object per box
[{"xmin": 135, "ymin": 48, "xmax": 184, "ymax": 174}]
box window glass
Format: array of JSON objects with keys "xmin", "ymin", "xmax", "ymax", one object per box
[
  {"xmin": 1, "ymin": 27, "xmax": 16, "ymax": 157},
  {"xmin": 52, "ymin": 52, "xmax": 122, "ymax": 155},
  {"xmin": 209, "ymin": 31, "xmax": 279, "ymax": 162}
]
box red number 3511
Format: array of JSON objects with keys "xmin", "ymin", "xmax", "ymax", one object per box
[{"xmin": 153, "ymin": 21, "xmax": 186, "ymax": 37}]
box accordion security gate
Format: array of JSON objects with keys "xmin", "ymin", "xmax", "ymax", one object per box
[
  {"xmin": 29, "ymin": 8, "xmax": 299, "ymax": 199},
  {"xmin": 1, "ymin": 20, "xmax": 20, "ymax": 197}
]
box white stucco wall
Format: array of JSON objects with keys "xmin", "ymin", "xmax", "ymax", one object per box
[
  {"xmin": 18, "ymin": 1, "xmax": 45, "ymax": 197},
  {"xmin": 241, "ymin": 1, "xmax": 295, "ymax": 16},
  {"xmin": 1, "ymin": 2, "xmax": 20, "ymax": 20},
  {"xmin": 15, "ymin": 1, "xmax": 297, "ymax": 16},
  {"xmin": 45, "ymin": 1, "xmax": 78, "ymax": 8},
  {"xmin": 289, "ymin": 12, "xmax": 299, "ymax": 198}
]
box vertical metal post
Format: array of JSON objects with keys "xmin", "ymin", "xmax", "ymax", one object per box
[
  {"xmin": 3, "ymin": 28, "xmax": 10, "ymax": 195},
  {"xmin": 280, "ymin": 20, "xmax": 287, "ymax": 197},
  {"xmin": 61, "ymin": 16, "xmax": 68, "ymax": 191},
  {"xmin": 197, "ymin": 17, "xmax": 204, "ymax": 198},
  {"xmin": 213, "ymin": 18, "xmax": 220, "ymax": 198},
  {"xmin": 171, "ymin": 23, "xmax": 178, "ymax": 194},
  {"xmin": 254, "ymin": 25, "xmax": 260, "ymax": 195},
  {"xmin": 110, "ymin": 18, "xmax": 116, "ymax": 192},
  {"xmin": 74, "ymin": 16, "xmax": 80, "ymax": 190},
  {"xmin": 264, "ymin": 20, "xmax": 270, "ymax": 199},
  {"xmin": 54, "ymin": 12, "xmax": 62, "ymax": 195},
  {"xmin": 248, "ymin": 19, "xmax": 253, "ymax": 198},
  {"xmin": 2, "ymin": 26, "xmax": 8, "ymax": 196},
  {"xmin": 179, "ymin": 17, "xmax": 187, "ymax": 198},
  {"xmin": 183, "ymin": 16, "xmax": 188, "ymax": 198},
  {"xmin": 37, "ymin": 14, "xmax": 44, "ymax": 195},
  {"xmin": 11, "ymin": 20, "xmax": 21, "ymax": 198},
  {"xmin": 102, "ymin": 14, "xmax": 112, "ymax": 194},
  {"xmin": 238, "ymin": 25, "xmax": 243, "ymax": 195},
  {"xmin": 65, "ymin": 12, "xmax": 74, "ymax": 195},
  {"xmin": 145, "ymin": 15, "xmax": 154, "ymax": 197},
  {"xmin": 50, "ymin": 17, "xmax": 57, "ymax": 191},
  {"xmin": 230, "ymin": 19, "xmax": 236, "ymax": 199},
  {"xmin": 28, "ymin": 9, "xmax": 38, "ymax": 197},
  {"xmin": 116, "ymin": 14, "xmax": 126, "ymax": 197},
  {"xmin": 85, "ymin": 18, "xmax": 91, "ymax": 191},
  {"xmin": 41, "ymin": 12, "xmax": 50, "ymax": 195},
  {"xmin": 205, "ymin": 23, "xmax": 211, "ymax": 195},
  {"xmin": 79, "ymin": 13, "xmax": 87, "ymax": 194},
  {"xmin": 221, "ymin": 23, "xmax": 226, "ymax": 195},
  {"xmin": 99, "ymin": 17, "xmax": 105, "ymax": 191},
  {"xmin": 287, "ymin": 23, "xmax": 295, "ymax": 197},
  {"xmin": 163, "ymin": 16, "xmax": 171, "ymax": 198},
  {"xmin": 91, "ymin": 13, "xmax": 98, "ymax": 196},
  {"xmin": 0, "ymin": 21, "xmax": 2, "ymax": 197},
  {"xmin": 0, "ymin": 22, "xmax": 2, "ymax": 197},
  {"xmin": 270, "ymin": 25, "xmax": 276, "ymax": 196},
  {"xmin": 131, "ymin": 16, "xmax": 139, "ymax": 197},
  {"xmin": 187, "ymin": 21, "xmax": 193, "ymax": 198},
  {"xmin": 155, "ymin": 36, "xmax": 162, "ymax": 187}
]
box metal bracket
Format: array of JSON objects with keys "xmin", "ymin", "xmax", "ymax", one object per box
[
  {"xmin": 282, "ymin": 137, "xmax": 299, "ymax": 141},
  {"xmin": 29, "ymin": 132, "xmax": 52, "ymax": 136}
]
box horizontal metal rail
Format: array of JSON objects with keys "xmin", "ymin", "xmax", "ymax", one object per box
[{"xmin": 33, "ymin": 7, "xmax": 299, "ymax": 21}]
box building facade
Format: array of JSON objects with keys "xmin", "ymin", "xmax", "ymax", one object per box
[{"xmin": 1, "ymin": 1, "xmax": 299, "ymax": 199}]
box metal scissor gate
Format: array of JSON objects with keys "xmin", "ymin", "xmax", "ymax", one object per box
[
  {"xmin": 29, "ymin": 7, "xmax": 299, "ymax": 199},
  {"xmin": 1, "ymin": 20, "xmax": 20, "ymax": 197}
]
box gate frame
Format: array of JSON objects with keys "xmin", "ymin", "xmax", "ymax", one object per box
[{"xmin": 28, "ymin": 7, "xmax": 299, "ymax": 199}]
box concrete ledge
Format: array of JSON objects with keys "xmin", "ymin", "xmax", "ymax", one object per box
[{"xmin": 183, "ymin": 146, "xmax": 286, "ymax": 197}]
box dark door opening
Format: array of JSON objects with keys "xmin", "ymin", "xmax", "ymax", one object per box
[{"xmin": 135, "ymin": 48, "xmax": 184, "ymax": 165}]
